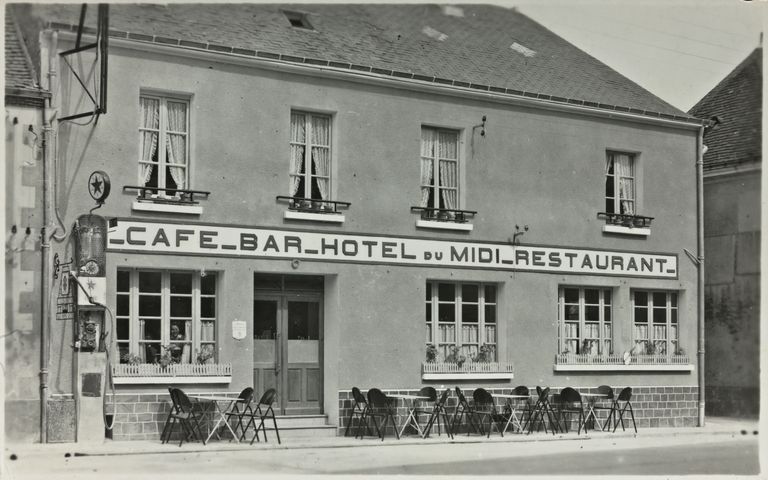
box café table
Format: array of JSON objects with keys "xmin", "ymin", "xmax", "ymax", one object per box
[
  {"xmin": 386, "ymin": 394, "xmax": 431, "ymax": 438},
  {"xmin": 493, "ymin": 393, "xmax": 530, "ymax": 433},
  {"xmin": 189, "ymin": 394, "xmax": 244, "ymax": 444},
  {"xmin": 579, "ymin": 392, "xmax": 610, "ymax": 431}
]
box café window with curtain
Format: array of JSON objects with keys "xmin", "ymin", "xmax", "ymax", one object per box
[
  {"xmin": 289, "ymin": 111, "xmax": 331, "ymax": 201},
  {"xmin": 605, "ymin": 151, "xmax": 636, "ymax": 215},
  {"xmin": 420, "ymin": 127, "xmax": 459, "ymax": 211},
  {"xmin": 138, "ymin": 94, "xmax": 189, "ymax": 194},
  {"xmin": 425, "ymin": 282, "xmax": 496, "ymax": 361},
  {"xmin": 116, "ymin": 270, "xmax": 216, "ymax": 364},
  {"xmin": 632, "ymin": 290, "xmax": 679, "ymax": 355},
  {"xmin": 558, "ymin": 287, "xmax": 612, "ymax": 355}
]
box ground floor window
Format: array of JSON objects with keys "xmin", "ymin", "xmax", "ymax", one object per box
[
  {"xmin": 116, "ymin": 270, "xmax": 217, "ymax": 364},
  {"xmin": 558, "ymin": 287, "xmax": 612, "ymax": 355},
  {"xmin": 425, "ymin": 281, "xmax": 497, "ymax": 362},
  {"xmin": 632, "ymin": 290, "xmax": 678, "ymax": 355}
]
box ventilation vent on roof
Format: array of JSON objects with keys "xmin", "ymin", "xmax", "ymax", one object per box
[
  {"xmin": 283, "ymin": 10, "xmax": 313, "ymax": 30},
  {"xmin": 423, "ymin": 26, "xmax": 448, "ymax": 41},
  {"xmin": 442, "ymin": 6, "xmax": 464, "ymax": 17},
  {"xmin": 510, "ymin": 42, "xmax": 536, "ymax": 58}
]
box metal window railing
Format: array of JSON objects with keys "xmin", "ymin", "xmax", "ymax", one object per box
[
  {"xmin": 411, "ymin": 206, "xmax": 477, "ymax": 223},
  {"xmin": 112, "ymin": 363, "xmax": 232, "ymax": 377},
  {"xmin": 555, "ymin": 353, "xmax": 689, "ymax": 365},
  {"xmin": 422, "ymin": 361, "xmax": 515, "ymax": 374},
  {"xmin": 597, "ymin": 212, "xmax": 654, "ymax": 228},
  {"xmin": 276, "ymin": 196, "xmax": 351, "ymax": 214},
  {"xmin": 123, "ymin": 185, "xmax": 210, "ymax": 204}
]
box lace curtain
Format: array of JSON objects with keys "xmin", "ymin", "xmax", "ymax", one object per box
[
  {"xmin": 165, "ymin": 101, "xmax": 187, "ymax": 190},
  {"xmin": 139, "ymin": 98, "xmax": 159, "ymax": 186},
  {"xmin": 311, "ymin": 115, "xmax": 330, "ymax": 200},
  {"xmin": 420, "ymin": 129, "xmax": 435, "ymax": 207},
  {"xmin": 438, "ymin": 131, "xmax": 458, "ymax": 210},
  {"xmin": 289, "ymin": 113, "xmax": 306, "ymax": 197},
  {"xmin": 614, "ymin": 153, "xmax": 634, "ymax": 215}
]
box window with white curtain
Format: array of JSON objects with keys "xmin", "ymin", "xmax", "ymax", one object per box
[
  {"xmin": 290, "ymin": 111, "xmax": 331, "ymax": 200},
  {"xmin": 632, "ymin": 290, "xmax": 679, "ymax": 355},
  {"xmin": 420, "ymin": 127, "xmax": 459, "ymax": 210},
  {"xmin": 116, "ymin": 270, "xmax": 216, "ymax": 364},
  {"xmin": 138, "ymin": 95, "xmax": 189, "ymax": 193},
  {"xmin": 605, "ymin": 151, "xmax": 636, "ymax": 215},
  {"xmin": 425, "ymin": 282, "xmax": 496, "ymax": 361},
  {"xmin": 558, "ymin": 287, "xmax": 612, "ymax": 356}
]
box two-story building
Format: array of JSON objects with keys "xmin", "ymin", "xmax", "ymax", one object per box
[{"xmin": 10, "ymin": 3, "xmax": 706, "ymax": 442}]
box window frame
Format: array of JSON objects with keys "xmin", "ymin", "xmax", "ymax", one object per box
[
  {"xmin": 289, "ymin": 110, "xmax": 332, "ymax": 201},
  {"xmin": 631, "ymin": 289, "xmax": 679, "ymax": 356},
  {"xmin": 115, "ymin": 269, "xmax": 216, "ymax": 364},
  {"xmin": 420, "ymin": 126, "xmax": 460, "ymax": 211},
  {"xmin": 425, "ymin": 281, "xmax": 497, "ymax": 362},
  {"xmin": 138, "ymin": 94, "xmax": 191, "ymax": 193},
  {"xmin": 557, "ymin": 286, "xmax": 613, "ymax": 356},
  {"xmin": 605, "ymin": 150, "xmax": 636, "ymax": 215}
]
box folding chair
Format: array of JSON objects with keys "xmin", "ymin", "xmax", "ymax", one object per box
[
  {"xmin": 161, "ymin": 388, "xmax": 204, "ymax": 446},
  {"xmin": 557, "ymin": 387, "xmax": 588, "ymax": 434},
  {"xmin": 613, "ymin": 387, "xmax": 637, "ymax": 433},
  {"xmin": 450, "ymin": 387, "xmax": 482, "ymax": 435},
  {"xmin": 591, "ymin": 385, "xmax": 615, "ymax": 431},
  {"xmin": 472, "ymin": 388, "xmax": 510, "ymax": 438},
  {"xmin": 409, "ymin": 387, "xmax": 437, "ymax": 435},
  {"xmin": 360, "ymin": 388, "xmax": 400, "ymax": 441},
  {"xmin": 242, "ymin": 388, "xmax": 281, "ymax": 444},
  {"xmin": 422, "ymin": 388, "xmax": 453, "ymax": 439},
  {"xmin": 223, "ymin": 387, "xmax": 254, "ymax": 441},
  {"xmin": 526, "ymin": 386, "xmax": 560, "ymax": 435},
  {"xmin": 344, "ymin": 387, "xmax": 370, "ymax": 437}
]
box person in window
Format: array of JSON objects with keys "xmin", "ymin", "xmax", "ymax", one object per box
[{"xmin": 169, "ymin": 324, "xmax": 191, "ymax": 363}]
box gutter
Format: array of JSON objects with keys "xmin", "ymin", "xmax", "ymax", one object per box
[{"xmin": 696, "ymin": 126, "xmax": 706, "ymax": 427}]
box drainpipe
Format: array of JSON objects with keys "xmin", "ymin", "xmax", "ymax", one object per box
[
  {"xmin": 696, "ymin": 125, "xmax": 706, "ymax": 427},
  {"xmin": 39, "ymin": 28, "xmax": 57, "ymax": 444}
]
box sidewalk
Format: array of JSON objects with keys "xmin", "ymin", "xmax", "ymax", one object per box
[{"xmin": 5, "ymin": 416, "xmax": 759, "ymax": 459}]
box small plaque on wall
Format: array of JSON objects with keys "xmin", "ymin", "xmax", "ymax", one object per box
[{"xmin": 232, "ymin": 320, "xmax": 246, "ymax": 340}]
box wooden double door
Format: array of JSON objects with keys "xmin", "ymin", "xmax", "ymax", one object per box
[{"xmin": 253, "ymin": 290, "xmax": 323, "ymax": 415}]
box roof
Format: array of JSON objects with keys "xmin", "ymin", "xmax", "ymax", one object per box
[
  {"xmin": 689, "ymin": 48, "xmax": 762, "ymax": 172},
  {"xmin": 22, "ymin": 3, "xmax": 697, "ymax": 122},
  {"xmin": 4, "ymin": 8, "xmax": 42, "ymax": 95}
]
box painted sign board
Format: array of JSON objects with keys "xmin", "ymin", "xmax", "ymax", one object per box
[
  {"xmin": 107, "ymin": 220, "xmax": 678, "ymax": 279},
  {"xmin": 232, "ymin": 320, "xmax": 247, "ymax": 340}
]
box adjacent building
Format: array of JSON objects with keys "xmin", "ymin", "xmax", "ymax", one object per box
[
  {"xmin": 7, "ymin": 3, "xmax": 706, "ymax": 442},
  {"xmin": 689, "ymin": 47, "xmax": 761, "ymax": 418}
]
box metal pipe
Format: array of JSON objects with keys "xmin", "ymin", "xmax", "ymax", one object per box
[{"xmin": 696, "ymin": 126, "xmax": 706, "ymax": 427}]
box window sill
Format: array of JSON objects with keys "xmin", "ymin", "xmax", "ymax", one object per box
[
  {"xmin": 416, "ymin": 219, "xmax": 473, "ymax": 232},
  {"xmin": 602, "ymin": 224, "xmax": 650, "ymax": 236},
  {"xmin": 112, "ymin": 363, "xmax": 231, "ymax": 384},
  {"xmin": 132, "ymin": 201, "xmax": 203, "ymax": 215},
  {"xmin": 284, "ymin": 210, "xmax": 345, "ymax": 223},
  {"xmin": 422, "ymin": 361, "xmax": 514, "ymax": 380},
  {"xmin": 554, "ymin": 364, "xmax": 693, "ymax": 372}
]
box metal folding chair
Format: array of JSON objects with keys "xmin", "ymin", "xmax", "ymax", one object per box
[
  {"xmin": 161, "ymin": 387, "xmax": 204, "ymax": 446},
  {"xmin": 557, "ymin": 387, "xmax": 588, "ymax": 434},
  {"xmin": 526, "ymin": 386, "xmax": 560, "ymax": 435},
  {"xmin": 360, "ymin": 388, "xmax": 400, "ymax": 441},
  {"xmin": 223, "ymin": 387, "xmax": 254, "ymax": 441},
  {"xmin": 472, "ymin": 388, "xmax": 510, "ymax": 437},
  {"xmin": 450, "ymin": 387, "xmax": 482, "ymax": 435},
  {"xmin": 422, "ymin": 388, "xmax": 453, "ymax": 439},
  {"xmin": 241, "ymin": 388, "xmax": 281, "ymax": 444},
  {"xmin": 591, "ymin": 385, "xmax": 615, "ymax": 431},
  {"xmin": 345, "ymin": 387, "xmax": 370, "ymax": 437},
  {"xmin": 613, "ymin": 387, "xmax": 637, "ymax": 433}
]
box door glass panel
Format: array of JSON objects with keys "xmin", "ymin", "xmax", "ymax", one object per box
[
  {"xmin": 253, "ymin": 300, "xmax": 277, "ymax": 363},
  {"xmin": 287, "ymin": 301, "xmax": 319, "ymax": 364}
]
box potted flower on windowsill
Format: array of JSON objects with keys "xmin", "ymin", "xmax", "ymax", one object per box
[{"xmin": 425, "ymin": 344, "xmax": 438, "ymax": 363}]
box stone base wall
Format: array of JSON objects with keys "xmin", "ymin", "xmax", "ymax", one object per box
[
  {"xmin": 105, "ymin": 391, "xmax": 239, "ymax": 441},
  {"xmin": 338, "ymin": 386, "xmax": 699, "ymax": 436}
]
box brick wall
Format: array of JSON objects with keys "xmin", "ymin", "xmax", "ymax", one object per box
[
  {"xmin": 337, "ymin": 386, "xmax": 699, "ymax": 436},
  {"xmin": 105, "ymin": 391, "xmax": 239, "ymax": 441}
]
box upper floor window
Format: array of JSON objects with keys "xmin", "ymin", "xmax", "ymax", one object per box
[
  {"xmin": 632, "ymin": 290, "xmax": 679, "ymax": 355},
  {"xmin": 289, "ymin": 111, "xmax": 331, "ymax": 201},
  {"xmin": 139, "ymin": 95, "xmax": 189, "ymax": 193},
  {"xmin": 116, "ymin": 270, "xmax": 216, "ymax": 364},
  {"xmin": 605, "ymin": 151, "xmax": 635, "ymax": 215},
  {"xmin": 425, "ymin": 282, "xmax": 496, "ymax": 362},
  {"xmin": 558, "ymin": 287, "xmax": 612, "ymax": 355},
  {"xmin": 420, "ymin": 127, "xmax": 459, "ymax": 211}
]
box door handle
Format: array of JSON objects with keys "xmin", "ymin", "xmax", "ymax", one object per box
[{"xmin": 275, "ymin": 332, "xmax": 281, "ymax": 374}]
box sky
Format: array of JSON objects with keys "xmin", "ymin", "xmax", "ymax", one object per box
[{"xmin": 508, "ymin": 0, "xmax": 764, "ymax": 112}]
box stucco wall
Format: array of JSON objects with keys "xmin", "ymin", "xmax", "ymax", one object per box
[
  {"xmin": 43, "ymin": 38, "xmax": 699, "ymax": 440},
  {"xmin": 4, "ymin": 105, "xmax": 44, "ymax": 442},
  {"xmin": 703, "ymin": 170, "xmax": 760, "ymax": 417}
]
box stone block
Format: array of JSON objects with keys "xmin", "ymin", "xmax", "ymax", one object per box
[
  {"xmin": 138, "ymin": 394, "xmax": 158, "ymax": 402},
  {"xmin": 136, "ymin": 413, "xmax": 154, "ymax": 422},
  {"xmin": 117, "ymin": 395, "xmax": 140, "ymax": 403},
  {"xmin": 122, "ymin": 422, "xmax": 142, "ymax": 434}
]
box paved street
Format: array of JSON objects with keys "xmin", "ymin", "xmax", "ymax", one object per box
[{"xmin": 4, "ymin": 430, "xmax": 759, "ymax": 478}]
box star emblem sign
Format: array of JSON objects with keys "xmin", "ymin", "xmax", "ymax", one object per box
[
  {"xmin": 87, "ymin": 170, "xmax": 111, "ymax": 203},
  {"xmin": 90, "ymin": 176, "xmax": 103, "ymax": 195},
  {"xmin": 86, "ymin": 279, "xmax": 96, "ymax": 292}
]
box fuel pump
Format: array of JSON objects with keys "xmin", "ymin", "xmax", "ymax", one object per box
[{"xmin": 70, "ymin": 170, "xmax": 113, "ymax": 443}]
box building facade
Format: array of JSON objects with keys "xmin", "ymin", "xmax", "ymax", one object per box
[
  {"xmin": 8, "ymin": 4, "xmax": 705, "ymax": 442},
  {"xmin": 689, "ymin": 48, "xmax": 761, "ymax": 418}
]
